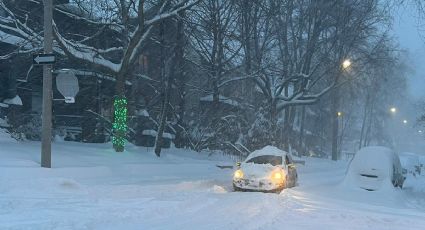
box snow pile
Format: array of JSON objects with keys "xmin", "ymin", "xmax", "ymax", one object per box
[
  {"xmin": 399, "ymin": 152, "xmax": 421, "ymax": 175},
  {"xmin": 3, "ymin": 95, "xmax": 23, "ymax": 106},
  {"xmin": 0, "ymin": 127, "xmax": 13, "ymax": 142},
  {"xmin": 0, "ymin": 118, "xmax": 10, "ymax": 128}
]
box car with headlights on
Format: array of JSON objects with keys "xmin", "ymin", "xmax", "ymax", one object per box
[{"xmin": 233, "ymin": 146, "xmax": 298, "ymax": 193}]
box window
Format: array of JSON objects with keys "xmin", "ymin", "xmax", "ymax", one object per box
[{"xmin": 246, "ymin": 155, "xmax": 282, "ymax": 166}]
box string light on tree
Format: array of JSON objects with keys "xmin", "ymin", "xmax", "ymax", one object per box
[{"xmin": 112, "ymin": 97, "xmax": 128, "ymax": 152}]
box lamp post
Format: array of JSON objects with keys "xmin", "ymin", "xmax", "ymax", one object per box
[{"xmin": 331, "ymin": 59, "xmax": 351, "ymax": 161}]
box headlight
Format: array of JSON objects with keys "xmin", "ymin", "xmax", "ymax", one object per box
[
  {"xmin": 273, "ymin": 172, "xmax": 283, "ymax": 180},
  {"xmin": 270, "ymin": 170, "xmax": 285, "ymax": 183},
  {"xmin": 234, "ymin": 169, "xmax": 244, "ymax": 179}
]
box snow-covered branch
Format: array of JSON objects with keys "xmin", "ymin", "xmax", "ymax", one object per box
[{"xmin": 53, "ymin": 22, "xmax": 121, "ymax": 73}]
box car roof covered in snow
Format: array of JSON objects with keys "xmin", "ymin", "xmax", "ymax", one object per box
[
  {"xmin": 349, "ymin": 146, "xmax": 401, "ymax": 175},
  {"xmin": 245, "ymin": 146, "xmax": 289, "ymax": 162}
]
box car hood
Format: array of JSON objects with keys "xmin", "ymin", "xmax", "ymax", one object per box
[{"xmin": 240, "ymin": 163, "xmax": 281, "ymax": 179}]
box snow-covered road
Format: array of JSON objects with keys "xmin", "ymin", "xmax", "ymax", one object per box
[{"xmin": 1, "ymin": 132, "xmax": 425, "ymax": 229}]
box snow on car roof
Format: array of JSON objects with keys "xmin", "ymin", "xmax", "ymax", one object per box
[
  {"xmin": 245, "ymin": 146, "xmax": 288, "ymax": 161},
  {"xmin": 350, "ymin": 146, "xmax": 397, "ymax": 171}
]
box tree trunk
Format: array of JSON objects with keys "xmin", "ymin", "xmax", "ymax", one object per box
[
  {"xmin": 359, "ymin": 93, "xmax": 370, "ymax": 149},
  {"xmin": 154, "ymin": 78, "xmax": 172, "ymax": 157},
  {"xmin": 299, "ymin": 106, "xmax": 306, "ymax": 154},
  {"xmin": 154, "ymin": 21, "xmax": 168, "ymax": 157},
  {"xmin": 174, "ymin": 13, "xmax": 186, "ymax": 148}
]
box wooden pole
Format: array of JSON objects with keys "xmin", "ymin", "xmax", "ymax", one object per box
[{"xmin": 41, "ymin": 0, "xmax": 53, "ymax": 168}]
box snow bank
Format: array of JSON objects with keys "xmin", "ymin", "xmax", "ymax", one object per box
[
  {"xmin": 1, "ymin": 140, "xmax": 425, "ymax": 229},
  {"xmin": 399, "ymin": 152, "xmax": 420, "ymax": 172},
  {"xmin": 0, "ymin": 127, "xmax": 13, "ymax": 142}
]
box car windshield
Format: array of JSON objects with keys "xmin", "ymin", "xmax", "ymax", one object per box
[{"xmin": 245, "ymin": 155, "xmax": 282, "ymax": 166}]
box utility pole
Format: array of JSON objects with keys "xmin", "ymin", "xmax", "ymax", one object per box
[{"xmin": 41, "ymin": 0, "xmax": 53, "ymax": 168}]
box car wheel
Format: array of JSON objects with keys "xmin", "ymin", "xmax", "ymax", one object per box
[{"xmin": 233, "ymin": 184, "xmax": 241, "ymax": 192}]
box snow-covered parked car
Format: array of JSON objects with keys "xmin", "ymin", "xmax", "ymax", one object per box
[
  {"xmin": 233, "ymin": 146, "xmax": 298, "ymax": 193},
  {"xmin": 399, "ymin": 152, "xmax": 422, "ymax": 176},
  {"xmin": 344, "ymin": 146, "xmax": 405, "ymax": 191}
]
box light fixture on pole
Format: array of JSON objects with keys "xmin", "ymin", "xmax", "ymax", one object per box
[{"xmin": 342, "ymin": 59, "xmax": 352, "ymax": 69}]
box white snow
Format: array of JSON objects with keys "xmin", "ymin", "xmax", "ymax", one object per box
[
  {"xmin": 1, "ymin": 130, "xmax": 425, "ymax": 229},
  {"xmin": 142, "ymin": 129, "xmax": 174, "ymax": 139},
  {"xmin": 245, "ymin": 145, "xmax": 288, "ymax": 161},
  {"xmin": 200, "ymin": 94, "xmax": 240, "ymax": 107},
  {"xmin": 3, "ymin": 95, "xmax": 23, "ymax": 106},
  {"xmin": 342, "ymin": 146, "xmax": 402, "ymax": 191},
  {"xmin": 136, "ymin": 109, "xmax": 149, "ymax": 117},
  {"xmin": 0, "ymin": 118, "xmax": 10, "ymax": 128},
  {"xmin": 142, "ymin": 129, "xmax": 157, "ymax": 136}
]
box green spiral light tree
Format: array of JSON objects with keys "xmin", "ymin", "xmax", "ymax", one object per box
[{"xmin": 112, "ymin": 96, "xmax": 128, "ymax": 152}]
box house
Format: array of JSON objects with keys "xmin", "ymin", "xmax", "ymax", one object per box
[{"xmin": 0, "ymin": 1, "xmax": 179, "ymax": 146}]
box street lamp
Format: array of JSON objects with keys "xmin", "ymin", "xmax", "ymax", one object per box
[
  {"xmin": 419, "ymin": 130, "xmax": 423, "ymax": 134},
  {"xmin": 337, "ymin": 111, "xmax": 343, "ymax": 117},
  {"xmin": 403, "ymin": 119, "xmax": 407, "ymax": 124},
  {"xmin": 390, "ymin": 107, "xmax": 397, "ymax": 114},
  {"xmin": 342, "ymin": 59, "xmax": 352, "ymax": 69}
]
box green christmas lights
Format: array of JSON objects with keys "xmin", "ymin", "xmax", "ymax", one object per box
[{"xmin": 112, "ymin": 96, "xmax": 128, "ymax": 152}]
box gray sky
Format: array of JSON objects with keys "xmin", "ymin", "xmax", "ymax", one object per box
[{"xmin": 392, "ymin": 4, "xmax": 425, "ymax": 100}]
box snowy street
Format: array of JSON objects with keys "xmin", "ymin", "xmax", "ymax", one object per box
[
  {"xmin": 2, "ymin": 131, "xmax": 425, "ymax": 230},
  {"xmin": 3, "ymin": 0, "xmax": 425, "ymax": 229}
]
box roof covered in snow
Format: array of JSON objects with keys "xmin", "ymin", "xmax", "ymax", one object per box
[
  {"xmin": 200, "ymin": 95, "xmax": 240, "ymax": 107},
  {"xmin": 245, "ymin": 146, "xmax": 289, "ymax": 161},
  {"xmin": 3, "ymin": 95, "xmax": 22, "ymax": 106}
]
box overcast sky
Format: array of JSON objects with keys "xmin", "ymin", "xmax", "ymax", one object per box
[{"xmin": 392, "ymin": 4, "xmax": 425, "ymax": 100}]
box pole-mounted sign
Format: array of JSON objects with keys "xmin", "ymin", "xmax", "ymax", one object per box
[
  {"xmin": 56, "ymin": 70, "xmax": 79, "ymax": 103},
  {"xmin": 33, "ymin": 53, "xmax": 55, "ymax": 65}
]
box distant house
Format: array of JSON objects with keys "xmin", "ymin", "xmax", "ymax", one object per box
[{"xmin": 0, "ymin": 1, "xmax": 178, "ymax": 146}]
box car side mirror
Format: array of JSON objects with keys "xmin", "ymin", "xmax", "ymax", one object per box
[{"xmin": 236, "ymin": 162, "xmax": 241, "ymax": 167}]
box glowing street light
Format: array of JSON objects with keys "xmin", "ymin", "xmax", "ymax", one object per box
[
  {"xmin": 342, "ymin": 59, "xmax": 352, "ymax": 69},
  {"xmin": 337, "ymin": 111, "xmax": 343, "ymax": 117},
  {"xmin": 419, "ymin": 130, "xmax": 423, "ymax": 134},
  {"xmin": 403, "ymin": 119, "xmax": 408, "ymax": 124},
  {"xmin": 390, "ymin": 107, "xmax": 397, "ymax": 113}
]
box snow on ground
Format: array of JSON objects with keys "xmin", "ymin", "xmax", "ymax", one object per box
[{"xmin": 1, "ymin": 129, "xmax": 425, "ymax": 230}]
